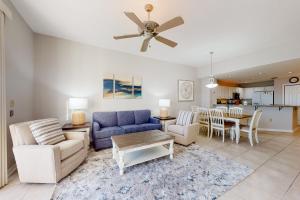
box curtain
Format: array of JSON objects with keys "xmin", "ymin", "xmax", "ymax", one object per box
[{"xmin": 0, "ymin": 10, "xmax": 7, "ymax": 188}]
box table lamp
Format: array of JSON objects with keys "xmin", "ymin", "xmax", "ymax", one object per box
[
  {"xmin": 159, "ymin": 99, "xmax": 170, "ymax": 118},
  {"xmin": 69, "ymin": 98, "xmax": 88, "ymax": 125}
]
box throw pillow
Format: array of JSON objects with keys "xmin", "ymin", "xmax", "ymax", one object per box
[
  {"xmin": 176, "ymin": 111, "xmax": 194, "ymax": 126},
  {"xmin": 30, "ymin": 118, "xmax": 65, "ymax": 145}
]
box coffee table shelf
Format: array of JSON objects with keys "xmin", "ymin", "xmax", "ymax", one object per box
[
  {"xmin": 111, "ymin": 130, "xmax": 174, "ymax": 175},
  {"xmin": 115, "ymin": 146, "xmax": 170, "ymax": 168}
]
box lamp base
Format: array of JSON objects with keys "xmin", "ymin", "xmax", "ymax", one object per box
[
  {"xmin": 72, "ymin": 111, "xmax": 86, "ymax": 125},
  {"xmin": 160, "ymin": 109, "xmax": 168, "ymax": 118}
]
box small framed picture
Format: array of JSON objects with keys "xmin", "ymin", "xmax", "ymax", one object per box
[{"xmin": 178, "ymin": 80, "xmax": 194, "ymax": 102}]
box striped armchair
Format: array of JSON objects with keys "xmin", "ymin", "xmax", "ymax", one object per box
[
  {"xmin": 165, "ymin": 111, "xmax": 200, "ymax": 146},
  {"xmin": 9, "ymin": 119, "xmax": 89, "ymax": 183}
]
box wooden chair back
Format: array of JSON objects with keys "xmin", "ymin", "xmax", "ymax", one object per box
[{"xmin": 209, "ymin": 109, "xmax": 225, "ymax": 129}]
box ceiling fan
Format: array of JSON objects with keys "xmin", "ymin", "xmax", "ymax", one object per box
[{"xmin": 113, "ymin": 4, "xmax": 184, "ymax": 52}]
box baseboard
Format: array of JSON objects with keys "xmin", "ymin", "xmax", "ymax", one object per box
[
  {"xmin": 8, "ymin": 163, "xmax": 17, "ymax": 177},
  {"xmin": 258, "ymin": 128, "xmax": 293, "ymax": 133}
]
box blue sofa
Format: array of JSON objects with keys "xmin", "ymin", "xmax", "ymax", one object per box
[{"xmin": 92, "ymin": 110, "xmax": 161, "ymax": 150}]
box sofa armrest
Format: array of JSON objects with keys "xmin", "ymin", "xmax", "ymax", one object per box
[
  {"xmin": 93, "ymin": 122, "xmax": 100, "ymax": 131},
  {"xmin": 184, "ymin": 123, "xmax": 200, "ymax": 137},
  {"xmin": 165, "ymin": 119, "xmax": 177, "ymax": 132},
  {"xmin": 13, "ymin": 145, "xmax": 61, "ymax": 183},
  {"xmin": 149, "ymin": 117, "xmax": 160, "ymax": 124},
  {"xmin": 64, "ymin": 131, "xmax": 89, "ymax": 151}
]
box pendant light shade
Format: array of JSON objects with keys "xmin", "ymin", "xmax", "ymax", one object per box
[
  {"xmin": 206, "ymin": 76, "xmax": 218, "ymax": 88},
  {"xmin": 206, "ymin": 52, "xmax": 218, "ymax": 89}
]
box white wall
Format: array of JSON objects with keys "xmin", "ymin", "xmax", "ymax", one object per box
[
  {"xmin": 4, "ymin": 0, "xmax": 34, "ymax": 170},
  {"xmin": 34, "ymin": 34, "xmax": 199, "ymax": 122}
]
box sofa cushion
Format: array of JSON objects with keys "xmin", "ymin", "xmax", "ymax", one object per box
[
  {"xmin": 134, "ymin": 110, "xmax": 151, "ymax": 124},
  {"xmin": 139, "ymin": 123, "xmax": 162, "ymax": 131},
  {"xmin": 121, "ymin": 124, "xmax": 142, "ymax": 133},
  {"xmin": 55, "ymin": 140, "xmax": 83, "ymax": 160},
  {"xmin": 94, "ymin": 126, "xmax": 125, "ymax": 139},
  {"xmin": 117, "ymin": 111, "xmax": 135, "ymax": 126},
  {"xmin": 176, "ymin": 111, "xmax": 194, "ymax": 126},
  {"xmin": 29, "ymin": 118, "xmax": 66, "ymax": 145},
  {"xmin": 93, "ymin": 112, "xmax": 118, "ymax": 128},
  {"xmin": 168, "ymin": 124, "xmax": 185, "ymax": 136}
]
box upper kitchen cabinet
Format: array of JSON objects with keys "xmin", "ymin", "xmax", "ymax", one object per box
[
  {"xmin": 253, "ymin": 86, "xmax": 274, "ymax": 92},
  {"xmin": 244, "ymin": 88, "xmax": 254, "ymax": 99}
]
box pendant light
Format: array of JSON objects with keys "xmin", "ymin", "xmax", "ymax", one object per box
[{"xmin": 206, "ymin": 51, "xmax": 218, "ymax": 88}]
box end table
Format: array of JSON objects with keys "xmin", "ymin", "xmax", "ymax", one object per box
[
  {"xmin": 62, "ymin": 122, "xmax": 91, "ymax": 145},
  {"xmin": 153, "ymin": 116, "xmax": 176, "ymax": 131}
]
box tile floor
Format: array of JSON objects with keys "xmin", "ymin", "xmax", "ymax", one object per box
[{"xmin": 1, "ymin": 129, "xmax": 300, "ymax": 200}]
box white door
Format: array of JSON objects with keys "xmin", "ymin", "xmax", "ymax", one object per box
[{"xmin": 284, "ymin": 84, "xmax": 300, "ymax": 106}]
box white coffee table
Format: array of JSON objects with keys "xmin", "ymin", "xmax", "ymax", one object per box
[{"xmin": 111, "ymin": 130, "xmax": 175, "ymax": 175}]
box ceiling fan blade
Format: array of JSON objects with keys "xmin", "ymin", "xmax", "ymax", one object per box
[
  {"xmin": 155, "ymin": 36, "xmax": 178, "ymax": 47},
  {"xmin": 124, "ymin": 12, "xmax": 144, "ymax": 30},
  {"xmin": 113, "ymin": 33, "xmax": 142, "ymax": 40},
  {"xmin": 156, "ymin": 16, "xmax": 184, "ymax": 33},
  {"xmin": 140, "ymin": 37, "xmax": 152, "ymax": 52}
]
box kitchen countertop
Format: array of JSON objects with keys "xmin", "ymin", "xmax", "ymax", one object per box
[
  {"xmin": 253, "ymin": 104, "xmax": 298, "ymax": 107},
  {"xmin": 215, "ymin": 104, "xmax": 298, "ymax": 108}
]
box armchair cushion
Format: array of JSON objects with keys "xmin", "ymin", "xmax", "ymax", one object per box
[
  {"xmin": 117, "ymin": 111, "xmax": 135, "ymax": 126},
  {"xmin": 167, "ymin": 125, "xmax": 185, "ymax": 136},
  {"xmin": 134, "ymin": 110, "xmax": 151, "ymax": 124},
  {"xmin": 94, "ymin": 126, "xmax": 124, "ymax": 139},
  {"xmin": 29, "ymin": 118, "xmax": 65, "ymax": 145},
  {"xmin": 55, "ymin": 140, "xmax": 83, "ymax": 160}
]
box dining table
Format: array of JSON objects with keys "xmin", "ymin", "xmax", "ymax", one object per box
[{"xmin": 223, "ymin": 113, "xmax": 253, "ymax": 144}]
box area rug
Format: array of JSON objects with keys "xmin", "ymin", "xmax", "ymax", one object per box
[{"xmin": 52, "ymin": 144, "xmax": 253, "ymax": 200}]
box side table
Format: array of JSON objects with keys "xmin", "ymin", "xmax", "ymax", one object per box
[
  {"xmin": 62, "ymin": 122, "xmax": 91, "ymax": 146},
  {"xmin": 153, "ymin": 116, "xmax": 176, "ymax": 131}
]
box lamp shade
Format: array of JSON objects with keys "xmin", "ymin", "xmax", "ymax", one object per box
[
  {"xmin": 205, "ymin": 76, "xmax": 218, "ymax": 89},
  {"xmin": 159, "ymin": 99, "xmax": 170, "ymax": 107},
  {"xmin": 69, "ymin": 98, "xmax": 88, "ymax": 110}
]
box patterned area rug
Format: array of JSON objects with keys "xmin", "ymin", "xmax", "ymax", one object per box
[{"xmin": 52, "ymin": 144, "xmax": 253, "ymax": 200}]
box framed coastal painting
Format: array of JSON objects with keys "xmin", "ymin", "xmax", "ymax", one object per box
[
  {"xmin": 133, "ymin": 76, "xmax": 142, "ymax": 99},
  {"xmin": 114, "ymin": 75, "xmax": 133, "ymax": 99},
  {"xmin": 103, "ymin": 74, "xmax": 114, "ymax": 99},
  {"xmin": 103, "ymin": 74, "xmax": 142, "ymax": 99},
  {"xmin": 178, "ymin": 80, "xmax": 194, "ymax": 101}
]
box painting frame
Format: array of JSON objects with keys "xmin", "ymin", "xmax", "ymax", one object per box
[
  {"xmin": 178, "ymin": 80, "xmax": 194, "ymax": 102},
  {"xmin": 102, "ymin": 74, "xmax": 143, "ymax": 99},
  {"xmin": 103, "ymin": 74, "xmax": 114, "ymax": 99}
]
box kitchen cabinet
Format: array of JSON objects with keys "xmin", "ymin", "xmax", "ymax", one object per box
[
  {"xmin": 243, "ymin": 88, "xmax": 254, "ymax": 99},
  {"xmin": 212, "ymin": 86, "xmax": 243, "ymax": 104}
]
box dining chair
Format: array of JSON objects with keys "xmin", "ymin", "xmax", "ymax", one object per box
[
  {"xmin": 240, "ymin": 110, "xmax": 263, "ymax": 146},
  {"xmin": 229, "ymin": 107, "xmax": 243, "ymax": 115},
  {"xmin": 198, "ymin": 107, "xmax": 210, "ymax": 137},
  {"xmin": 209, "ymin": 109, "xmax": 235, "ymax": 142},
  {"xmin": 216, "ymin": 106, "xmax": 228, "ymax": 113}
]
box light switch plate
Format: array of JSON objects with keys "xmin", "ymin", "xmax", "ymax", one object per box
[{"xmin": 10, "ymin": 100, "xmax": 15, "ymax": 108}]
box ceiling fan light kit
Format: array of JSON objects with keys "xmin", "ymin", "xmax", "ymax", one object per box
[{"xmin": 114, "ymin": 4, "xmax": 184, "ymax": 52}]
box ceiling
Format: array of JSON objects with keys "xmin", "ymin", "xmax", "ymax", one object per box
[
  {"xmin": 11, "ymin": 0, "xmax": 300, "ymax": 67},
  {"xmin": 215, "ymin": 58, "xmax": 300, "ymax": 83}
]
